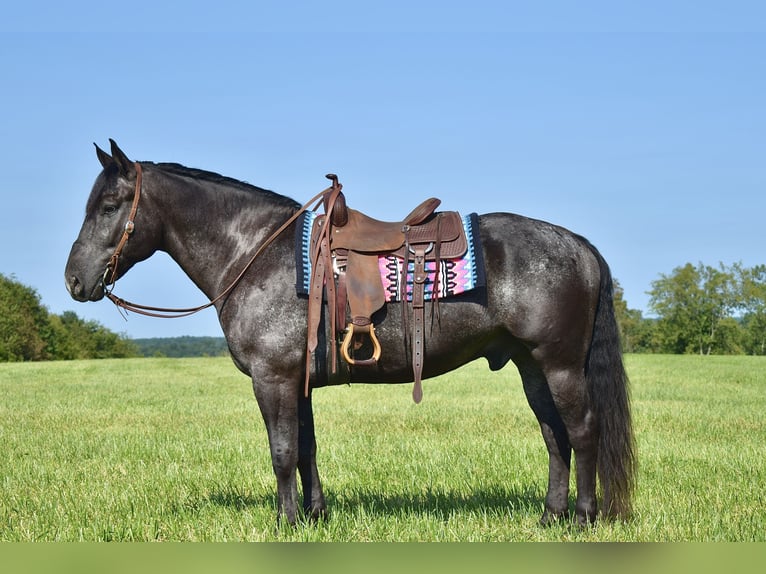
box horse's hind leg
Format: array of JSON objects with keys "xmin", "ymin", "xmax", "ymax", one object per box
[
  {"xmin": 543, "ymin": 366, "xmax": 599, "ymax": 526},
  {"xmin": 519, "ymin": 364, "xmax": 572, "ymax": 524},
  {"xmin": 297, "ymin": 391, "xmax": 327, "ymax": 520}
]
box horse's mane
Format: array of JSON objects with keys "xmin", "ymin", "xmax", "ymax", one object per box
[{"xmin": 150, "ymin": 162, "xmax": 300, "ymax": 209}]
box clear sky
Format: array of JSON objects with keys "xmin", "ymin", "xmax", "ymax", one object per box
[{"xmin": 2, "ymin": 1, "xmax": 764, "ymax": 339}]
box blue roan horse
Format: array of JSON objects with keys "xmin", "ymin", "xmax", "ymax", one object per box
[{"xmin": 65, "ymin": 140, "xmax": 635, "ymax": 527}]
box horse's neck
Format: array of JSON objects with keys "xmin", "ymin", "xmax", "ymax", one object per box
[{"xmin": 152, "ymin": 171, "xmax": 295, "ymax": 301}]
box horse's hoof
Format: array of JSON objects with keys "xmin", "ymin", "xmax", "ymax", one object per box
[
  {"xmin": 539, "ymin": 508, "xmax": 569, "ymax": 526},
  {"xmin": 305, "ymin": 507, "xmax": 329, "ymax": 523},
  {"xmin": 575, "ymin": 510, "xmax": 597, "ymax": 528}
]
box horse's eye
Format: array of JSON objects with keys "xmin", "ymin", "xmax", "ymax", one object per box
[{"xmin": 103, "ymin": 204, "xmax": 118, "ymax": 216}]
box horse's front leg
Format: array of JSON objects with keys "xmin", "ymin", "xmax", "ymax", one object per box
[
  {"xmin": 252, "ymin": 376, "xmax": 300, "ymax": 526},
  {"xmin": 298, "ymin": 390, "xmax": 327, "ymax": 521}
]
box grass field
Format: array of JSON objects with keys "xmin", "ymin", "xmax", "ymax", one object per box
[{"xmin": 1, "ymin": 354, "xmax": 764, "ymax": 541}]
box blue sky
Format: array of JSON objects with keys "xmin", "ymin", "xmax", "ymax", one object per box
[{"xmin": 2, "ymin": 1, "xmax": 764, "ymax": 339}]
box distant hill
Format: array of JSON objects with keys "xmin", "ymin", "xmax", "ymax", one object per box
[{"xmin": 132, "ymin": 336, "xmax": 229, "ymax": 358}]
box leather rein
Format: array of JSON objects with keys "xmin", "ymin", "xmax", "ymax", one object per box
[{"xmin": 103, "ymin": 162, "xmax": 333, "ymax": 318}]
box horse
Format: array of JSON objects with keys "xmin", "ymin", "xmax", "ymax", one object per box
[{"xmin": 65, "ymin": 139, "xmax": 635, "ymax": 527}]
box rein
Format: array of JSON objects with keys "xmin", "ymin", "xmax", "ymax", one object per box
[{"xmin": 104, "ymin": 164, "xmax": 333, "ymax": 318}]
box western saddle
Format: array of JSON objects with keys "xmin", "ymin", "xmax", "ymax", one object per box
[{"xmin": 306, "ymin": 174, "xmax": 468, "ymax": 403}]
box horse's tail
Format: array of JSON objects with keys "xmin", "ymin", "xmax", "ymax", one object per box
[{"xmin": 584, "ymin": 244, "xmax": 636, "ymax": 519}]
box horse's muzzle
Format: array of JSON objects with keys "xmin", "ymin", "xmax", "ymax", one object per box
[{"xmin": 65, "ymin": 273, "xmax": 105, "ymax": 302}]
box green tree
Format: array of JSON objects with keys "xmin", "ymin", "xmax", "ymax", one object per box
[
  {"xmin": 0, "ymin": 273, "xmax": 50, "ymax": 361},
  {"xmin": 739, "ymin": 264, "xmax": 766, "ymax": 355},
  {"xmin": 648, "ymin": 262, "xmax": 743, "ymax": 355},
  {"xmin": 50, "ymin": 311, "xmax": 138, "ymax": 359},
  {"xmin": 613, "ymin": 279, "xmax": 657, "ymax": 353}
]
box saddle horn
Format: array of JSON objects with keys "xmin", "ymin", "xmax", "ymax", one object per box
[{"xmin": 324, "ymin": 173, "xmax": 348, "ymax": 227}]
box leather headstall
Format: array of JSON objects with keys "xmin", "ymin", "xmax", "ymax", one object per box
[{"xmin": 102, "ymin": 162, "xmax": 143, "ymax": 290}]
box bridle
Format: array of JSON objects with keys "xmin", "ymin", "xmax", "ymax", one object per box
[
  {"xmin": 102, "ymin": 162, "xmax": 335, "ymax": 318},
  {"xmin": 102, "ymin": 163, "xmax": 143, "ymax": 291}
]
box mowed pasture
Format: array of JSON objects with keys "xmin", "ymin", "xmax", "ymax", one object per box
[{"xmin": 1, "ymin": 354, "xmax": 764, "ymax": 541}]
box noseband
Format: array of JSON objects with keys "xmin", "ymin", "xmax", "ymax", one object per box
[{"xmin": 102, "ymin": 165, "xmax": 336, "ymax": 318}]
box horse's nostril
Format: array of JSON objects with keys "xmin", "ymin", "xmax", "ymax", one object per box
[{"xmin": 67, "ymin": 275, "xmax": 83, "ymax": 298}]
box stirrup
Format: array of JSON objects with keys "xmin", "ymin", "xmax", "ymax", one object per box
[{"xmin": 340, "ymin": 323, "xmax": 382, "ymax": 367}]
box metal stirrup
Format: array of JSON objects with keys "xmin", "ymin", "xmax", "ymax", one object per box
[{"xmin": 340, "ymin": 323, "xmax": 382, "ymax": 366}]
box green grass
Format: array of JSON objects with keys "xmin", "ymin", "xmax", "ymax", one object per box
[{"xmin": 1, "ymin": 354, "xmax": 764, "ymax": 541}]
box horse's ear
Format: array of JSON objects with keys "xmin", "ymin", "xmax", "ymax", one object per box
[
  {"xmin": 95, "ymin": 143, "xmax": 113, "ymax": 169},
  {"xmin": 109, "ymin": 139, "xmax": 136, "ymax": 179}
]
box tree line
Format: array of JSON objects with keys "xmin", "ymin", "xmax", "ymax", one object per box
[
  {"xmin": 3, "ymin": 262, "xmax": 766, "ymax": 361},
  {"xmin": 0, "ymin": 273, "xmax": 233, "ymax": 361},
  {"xmin": 1, "ymin": 273, "xmax": 138, "ymax": 361},
  {"xmin": 615, "ymin": 262, "xmax": 766, "ymax": 355}
]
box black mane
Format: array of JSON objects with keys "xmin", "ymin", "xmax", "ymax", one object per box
[{"xmin": 150, "ymin": 162, "xmax": 300, "ymax": 210}]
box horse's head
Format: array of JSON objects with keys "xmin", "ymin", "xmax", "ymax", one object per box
[{"xmin": 65, "ymin": 140, "xmax": 160, "ymax": 302}]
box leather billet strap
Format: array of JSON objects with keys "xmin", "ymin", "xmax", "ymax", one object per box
[
  {"xmin": 405, "ymin": 213, "xmax": 445, "ymax": 404},
  {"xmin": 410, "ymin": 245, "xmax": 427, "ymax": 404}
]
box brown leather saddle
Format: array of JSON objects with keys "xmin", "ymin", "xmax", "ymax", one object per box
[{"xmin": 305, "ymin": 174, "xmax": 468, "ymax": 403}]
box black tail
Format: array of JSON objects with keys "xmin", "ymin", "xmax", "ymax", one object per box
[{"xmin": 584, "ymin": 246, "xmax": 636, "ymax": 518}]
